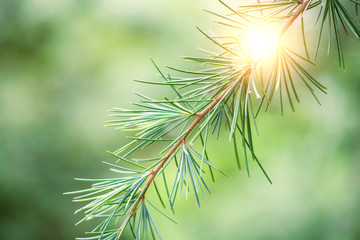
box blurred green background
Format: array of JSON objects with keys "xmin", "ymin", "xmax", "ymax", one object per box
[{"xmin": 0, "ymin": 0, "xmax": 359, "ymax": 239}]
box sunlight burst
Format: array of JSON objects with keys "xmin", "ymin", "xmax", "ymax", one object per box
[{"xmin": 243, "ymin": 27, "xmax": 278, "ymax": 61}]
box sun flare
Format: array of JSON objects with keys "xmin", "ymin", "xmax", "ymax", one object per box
[{"xmin": 243, "ymin": 27, "xmax": 278, "ymax": 61}]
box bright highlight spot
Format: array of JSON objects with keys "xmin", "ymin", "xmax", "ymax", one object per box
[{"xmin": 244, "ymin": 27, "xmax": 278, "ymax": 61}]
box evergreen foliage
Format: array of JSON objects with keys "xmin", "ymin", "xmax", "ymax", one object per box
[{"xmin": 67, "ymin": 1, "xmax": 360, "ymax": 239}]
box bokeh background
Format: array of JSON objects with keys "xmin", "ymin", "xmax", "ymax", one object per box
[{"xmin": 0, "ymin": 0, "xmax": 359, "ymax": 239}]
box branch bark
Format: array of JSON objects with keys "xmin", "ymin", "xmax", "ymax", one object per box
[{"xmin": 279, "ymin": 0, "xmax": 311, "ymax": 35}]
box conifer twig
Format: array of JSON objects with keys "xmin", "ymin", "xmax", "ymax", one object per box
[
  {"xmin": 118, "ymin": 0, "xmax": 313, "ymax": 236},
  {"xmin": 68, "ymin": 1, "xmax": 360, "ymax": 239},
  {"xmin": 119, "ymin": 69, "xmax": 242, "ymax": 234}
]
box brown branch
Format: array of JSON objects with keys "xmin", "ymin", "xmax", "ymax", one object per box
[
  {"xmin": 117, "ymin": 0, "xmax": 312, "ymax": 237},
  {"xmin": 279, "ymin": 0, "xmax": 311, "ymax": 35}
]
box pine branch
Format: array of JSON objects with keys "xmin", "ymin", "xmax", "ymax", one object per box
[
  {"xmin": 67, "ymin": 1, "xmax": 360, "ymax": 239},
  {"xmin": 118, "ymin": 66, "xmax": 244, "ymax": 233},
  {"xmin": 116, "ymin": 0, "xmax": 310, "ymax": 238}
]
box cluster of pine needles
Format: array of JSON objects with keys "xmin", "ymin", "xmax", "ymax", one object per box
[{"xmin": 66, "ymin": 1, "xmax": 360, "ymax": 239}]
